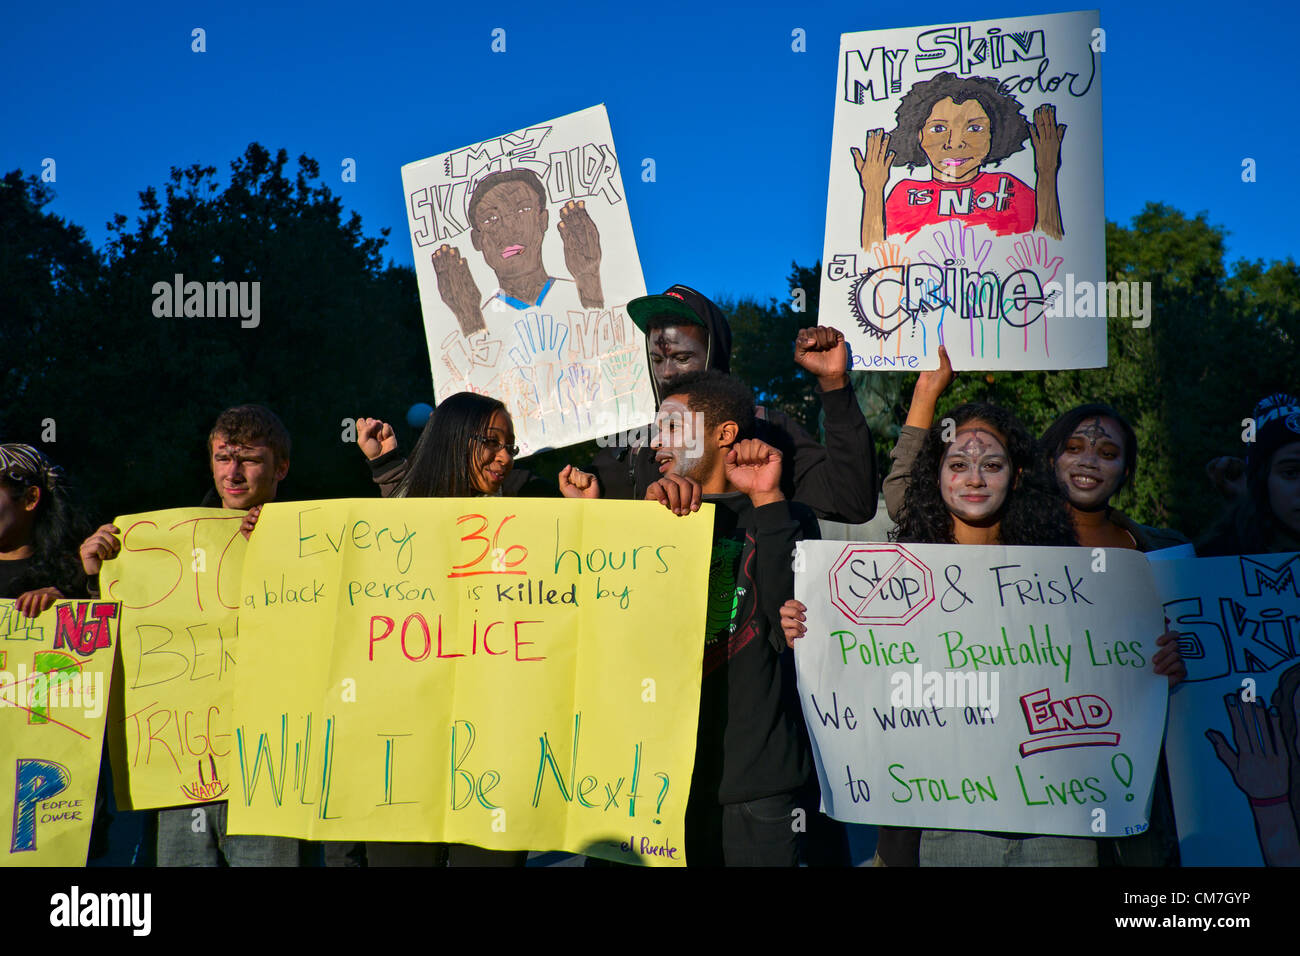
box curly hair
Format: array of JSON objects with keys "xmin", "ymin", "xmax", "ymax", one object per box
[
  {"xmin": 658, "ymin": 370, "xmax": 755, "ymax": 438},
  {"xmin": 892, "ymin": 403, "xmax": 1076, "ymax": 546},
  {"xmin": 208, "ymin": 405, "xmax": 291, "ymax": 466},
  {"xmin": 889, "ymin": 72, "xmax": 1030, "ymax": 170}
]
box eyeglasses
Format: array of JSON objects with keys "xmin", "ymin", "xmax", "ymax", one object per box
[{"xmin": 473, "ymin": 435, "xmax": 519, "ymax": 458}]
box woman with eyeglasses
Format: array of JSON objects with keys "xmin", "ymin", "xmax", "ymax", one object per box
[{"xmin": 356, "ymin": 393, "xmax": 595, "ymax": 500}]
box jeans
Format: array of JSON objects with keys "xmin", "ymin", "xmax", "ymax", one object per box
[
  {"xmin": 156, "ymin": 801, "xmax": 299, "ymax": 867},
  {"xmin": 685, "ymin": 792, "xmax": 801, "ymax": 866},
  {"xmin": 920, "ymin": 829, "xmax": 1098, "ymax": 867}
]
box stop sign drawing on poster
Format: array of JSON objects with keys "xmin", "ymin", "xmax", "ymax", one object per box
[{"xmin": 828, "ymin": 545, "xmax": 934, "ymax": 626}]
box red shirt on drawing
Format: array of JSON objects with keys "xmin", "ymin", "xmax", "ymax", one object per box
[{"xmin": 885, "ymin": 171, "xmax": 1036, "ymax": 239}]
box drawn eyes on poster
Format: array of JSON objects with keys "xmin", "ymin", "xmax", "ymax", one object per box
[
  {"xmin": 402, "ymin": 105, "xmax": 656, "ymax": 456},
  {"xmin": 822, "ymin": 12, "xmax": 1105, "ymax": 371}
]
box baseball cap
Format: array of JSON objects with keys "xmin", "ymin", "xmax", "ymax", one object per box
[{"xmin": 627, "ymin": 284, "xmax": 713, "ymax": 335}]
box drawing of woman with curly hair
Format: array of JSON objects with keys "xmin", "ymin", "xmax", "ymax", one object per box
[{"xmin": 852, "ymin": 71, "xmax": 1066, "ymax": 247}]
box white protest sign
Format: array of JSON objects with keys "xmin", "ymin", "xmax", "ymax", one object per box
[
  {"xmin": 794, "ymin": 542, "xmax": 1166, "ymax": 837},
  {"xmin": 821, "ymin": 11, "xmax": 1106, "ymax": 371},
  {"xmin": 401, "ymin": 104, "xmax": 655, "ymax": 455},
  {"xmin": 1152, "ymin": 552, "xmax": 1300, "ymax": 866}
]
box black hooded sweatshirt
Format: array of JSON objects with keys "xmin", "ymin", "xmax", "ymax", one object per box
[{"xmin": 592, "ymin": 296, "xmax": 877, "ymax": 524}]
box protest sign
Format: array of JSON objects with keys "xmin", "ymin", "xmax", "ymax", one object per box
[
  {"xmin": 102, "ymin": 509, "xmax": 246, "ymax": 810},
  {"xmin": 1152, "ymin": 552, "xmax": 1300, "ymax": 866},
  {"xmin": 401, "ymin": 104, "xmax": 656, "ymax": 455},
  {"xmin": 227, "ymin": 498, "xmax": 709, "ymax": 866},
  {"xmin": 821, "ymin": 11, "xmax": 1106, "ymax": 371},
  {"xmin": 1, "ymin": 598, "xmax": 119, "ymax": 866},
  {"xmin": 794, "ymin": 542, "xmax": 1166, "ymax": 837}
]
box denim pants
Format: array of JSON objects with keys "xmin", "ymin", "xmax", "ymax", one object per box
[
  {"xmin": 156, "ymin": 801, "xmax": 299, "ymax": 867},
  {"xmin": 685, "ymin": 792, "xmax": 801, "ymax": 866},
  {"xmin": 920, "ymin": 829, "xmax": 1098, "ymax": 866}
]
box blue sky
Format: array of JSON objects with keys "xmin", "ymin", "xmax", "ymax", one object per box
[{"xmin": 3, "ymin": 1, "xmax": 1293, "ymax": 303}]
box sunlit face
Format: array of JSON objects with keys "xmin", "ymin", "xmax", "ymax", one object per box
[
  {"xmin": 650, "ymin": 396, "xmax": 711, "ymax": 481},
  {"xmin": 940, "ymin": 424, "xmax": 1012, "ymax": 526},
  {"xmin": 470, "ymin": 409, "xmax": 516, "ymax": 495},
  {"xmin": 1268, "ymin": 441, "xmax": 1300, "ymax": 539},
  {"xmin": 1055, "ymin": 416, "xmax": 1128, "ymax": 511},
  {"xmin": 470, "ymin": 180, "xmax": 548, "ymax": 283},
  {"xmin": 0, "ymin": 481, "xmax": 39, "ymax": 554},
  {"xmin": 919, "ymin": 97, "xmax": 992, "ymax": 184},
  {"xmin": 648, "ymin": 324, "xmax": 709, "ymax": 393},
  {"xmin": 210, "ymin": 436, "xmax": 287, "ymax": 510}
]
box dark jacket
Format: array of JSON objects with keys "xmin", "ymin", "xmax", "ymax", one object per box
[
  {"xmin": 592, "ymin": 297, "xmax": 877, "ymax": 524},
  {"xmin": 691, "ymin": 493, "xmax": 818, "ymax": 806}
]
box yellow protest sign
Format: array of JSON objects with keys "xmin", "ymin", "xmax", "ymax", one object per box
[
  {"xmin": 1, "ymin": 598, "xmax": 119, "ymax": 866},
  {"xmin": 228, "ymin": 498, "xmax": 709, "ymax": 866},
  {"xmin": 102, "ymin": 509, "xmax": 246, "ymax": 810}
]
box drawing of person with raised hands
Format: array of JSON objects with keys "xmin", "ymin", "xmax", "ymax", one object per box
[
  {"xmin": 852, "ymin": 71, "xmax": 1066, "ymax": 248},
  {"xmin": 430, "ymin": 168, "xmax": 604, "ymax": 337}
]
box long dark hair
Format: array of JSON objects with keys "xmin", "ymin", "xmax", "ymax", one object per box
[
  {"xmin": 0, "ymin": 444, "xmax": 90, "ymax": 597},
  {"xmin": 395, "ymin": 393, "xmax": 509, "ymax": 498},
  {"xmin": 1039, "ymin": 403, "xmax": 1139, "ymax": 499},
  {"xmin": 892, "ymin": 403, "xmax": 1076, "ymax": 546}
]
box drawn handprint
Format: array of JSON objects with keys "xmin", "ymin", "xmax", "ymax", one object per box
[
  {"xmin": 870, "ymin": 242, "xmax": 909, "ymax": 270},
  {"xmin": 919, "ymin": 220, "xmax": 993, "ymax": 273},
  {"xmin": 558, "ymin": 363, "xmax": 601, "ymax": 427},
  {"xmin": 558, "ymin": 200, "xmax": 604, "ymax": 308},
  {"xmin": 432, "ymin": 244, "xmax": 486, "ymax": 336},
  {"xmin": 1206, "ymin": 695, "xmax": 1290, "ymax": 802},
  {"xmin": 1006, "ymin": 234, "xmax": 1064, "ymax": 284},
  {"xmin": 601, "ymin": 346, "xmax": 644, "ymax": 399},
  {"xmin": 508, "ymin": 312, "xmax": 571, "ymax": 371}
]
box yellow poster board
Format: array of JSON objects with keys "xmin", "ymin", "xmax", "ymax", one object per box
[
  {"xmin": 102, "ymin": 509, "xmax": 246, "ymax": 810},
  {"xmin": 1, "ymin": 598, "xmax": 119, "ymax": 866},
  {"xmin": 228, "ymin": 498, "xmax": 710, "ymax": 866}
]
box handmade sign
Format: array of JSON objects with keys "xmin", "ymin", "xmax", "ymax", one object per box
[
  {"xmin": 821, "ymin": 11, "xmax": 1106, "ymax": 370},
  {"xmin": 794, "ymin": 542, "xmax": 1167, "ymax": 837},
  {"xmin": 102, "ymin": 509, "xmax": 246, "ymax": 810},
  {"xmin": 1152, "ymin": 552, "xmax": 1300, "ymax": 866},
  {"xmin": 227, "ymin": 498, "xmax": 709, "ymax": 866},
  {"xmin": 402, "ymin": 104, "xmax": 655, "ymax": 455},
  {"xmin": 1, "ymin": 598, "xmax": 119, "ymax": 866}
]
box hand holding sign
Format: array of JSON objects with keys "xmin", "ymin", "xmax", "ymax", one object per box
[
  {"xmin": 780, "ymin": 598, "xmax": 808, "ymax": 649},
  {"xmin": 79, "ymin": 524, "xmax": 121, "ymax": 577},
  {"xmin": 432, "ymin": 244, "xmax": 485, "ymax": 336}
]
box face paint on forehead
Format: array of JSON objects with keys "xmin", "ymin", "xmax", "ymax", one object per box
[
  {"xmin": 946, "ymin": 429, "xmax": 1006, "ymax": 459},
  {"xmin": 1074, "ymin": 418, "xmax": 1115, "ymax": 445}
]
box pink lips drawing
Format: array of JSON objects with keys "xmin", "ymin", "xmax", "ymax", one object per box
[
  {"xmin": 501, "ymin": 245, "xmax": 525, "ymax": 259},
  {"xmin": 942, "ymin": 158, "xmax": 969, "ymax": 167}
]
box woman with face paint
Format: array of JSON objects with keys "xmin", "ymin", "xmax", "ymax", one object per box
[{"xmin": 1196, "ymin": 393, "xmax": 1300, "ymax": 866}]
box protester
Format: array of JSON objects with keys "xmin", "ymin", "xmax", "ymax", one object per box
[
  {"xmin": 643, "ymin": 370, "xmax": 816, "ymax": 865},
  {"xmin": 785, "ymin": 401, "xmax": 1184, "ymax": 866},
  {"xmin": 350, "ymin": 392, "xmax": 595, "ymax": 865},
  {"xmin": 1199, "ymin": 393, "xmax": 1300, "ymax": 557},
  {"xmin": 592, "ymin": 284, "xmax": 876, "ymax": 525},
  {"xmin": 0, "ymin": 443, "xmax": 89, "ymax": 614},
  {"xmin": 79, "ymin": 404, "xmax": 301, "ymax": 868}
]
